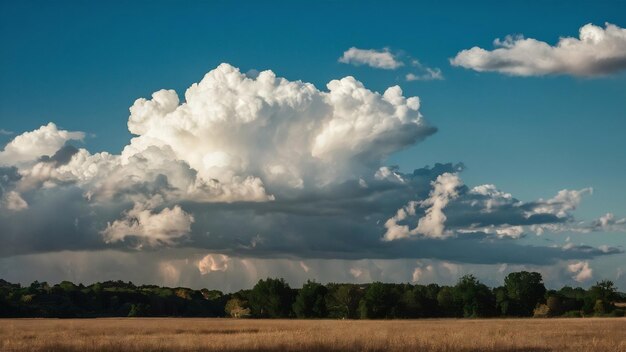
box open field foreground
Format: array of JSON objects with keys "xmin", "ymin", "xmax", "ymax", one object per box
[{"xmin": 1, "ymin": 318, "xmax": 625, "ymax": 352}]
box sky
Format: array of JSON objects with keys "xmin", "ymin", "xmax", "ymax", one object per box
[{"xmin": 0, "ymin": 0, "xmax": 625, "ymax": 291}]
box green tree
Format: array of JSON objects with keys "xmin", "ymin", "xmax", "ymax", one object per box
[
  {"xmin": 326, "ymin": 284, "xmax": 362, "ymax": 319},
  {"xmin": 453, "ymin": 275, "xmax": 495, "ymax": 317},
  {"xmin": 504, "ymin": 271, "xmax": 546, "ymax": 316},
  {"xmin": 589, "ymin": 281, "xmax": 617, "ymax": 303},
  {"xmin": 359, "ymin": 282, "xmax": 399, "ymax": 319},
  {"xmin": 248, "ymin": 278, "xmax": 294, "ymax": 318},
  {"xmin": 437, "ymin": 286, "xmax": 458, "ymax": 317},
  {"xmin": 494, "ymin": 286, "xmax": 510, "ymax": 316},
  {"xmin": 128, "ymin": 303, "xmax": 149, "ymax": 317},
  {"xmin": 293, "ymin": 280, "xmax": 327, "ymax": 318}
]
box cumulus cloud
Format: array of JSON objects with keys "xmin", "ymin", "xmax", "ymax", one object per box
[
  {"xmin": 568, "ymin": 261, "xmax": 593, "ymax": 282},
  {"xmin": 0, "ymin": 63, "xmax": 620, "ymax": 273},
  {"xmin": 383, "ymin": 173, "xmax": 461, "ymax": 240},
  {"xmin": 383, "ymin": 169, "xmax": 603, "ymax": 242},
  {"xmin": 197, "ymin": 253, "xmax": 230, "ymax": 274},
  {"xmin": 414, "ymin": 173, "xmax": 462, "ymax": 238},
  {"xmin": 528, "ymin": 188, "xmax": 592, "ymax": 218},
  {"xmin": 1, "ymin": 63, "xmax": 435, "ymax": 248},
  {"xmin": 590, "ymin": 213, "xmax": 626, "ymax": 232},
  {"xmin": 102, "ymin": 203, "xmax": 194, "ymax": 247},
  {"xmin": 0, "ymin": 166, "xmax": 27, "ymax": 211},
  {"xmin": 0, "ymin": 123, "xmax": 84, "ymax": 166},
  {"xmin": 451, "ymin": 23, "xmax": 626, "ymax": 77},
  {"xmin": 339, "ymin": 47, "xmax": 403, "ymax": 69}
]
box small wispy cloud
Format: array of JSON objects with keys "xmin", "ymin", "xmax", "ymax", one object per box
[
  {"xmin": 0, "ymin": 129, "xmax": 14, "ymax": 135},
  {"xmin": 406, "ymin": 60, "xmax": 444, "ymax": 81},
  {"xmin": 339, "ymin": 47, "xmax": 403, "ymax": 69},
  {"xmin": 406, "ymin": 68, "xmax": 444, "ymax": 81}
]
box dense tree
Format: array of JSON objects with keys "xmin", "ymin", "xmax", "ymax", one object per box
[
  {"xmin": 248, "ymin": 278, "xmax": 294, "ymax": 318},
  {"xmin": 589, "ymin": 280, "xmax": 617, "ymax": 314},
  {"xmin": 326, "ymin": 284, "xmax": 362, "ymax": 319},
  {"xmin": 453, "ymin": 275, "xmax": 495, "ymax": 317},
  {"xmin": 503, "ymin": 271, "xmax": 546, "ymax": 316},
  {"xmin": 128, "ymin": 303, "xmax": 150, "ymax": 317},
  {"xmin": 494, "ymin": 286, "xmax": 510, "ymax": 316},
  {"xmin": 0, "ymin": 272, "xmax": 624, "ymax": 319},
  {"xmin": 293, "ymin": 280, "xmax": 328, "ymax": 318},
  {"xmin": 359, "ymin": 282, "xmax": 400, "ymax": 319}
]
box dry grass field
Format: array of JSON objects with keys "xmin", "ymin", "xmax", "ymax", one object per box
[{"xmin": 1, "ymin": 318, "xmax": 625, "ymax": 352}]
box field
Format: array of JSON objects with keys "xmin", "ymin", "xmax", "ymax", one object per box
[{"xmin": 1, "ymin": 318, "xmax": 625, "ymax": 352}]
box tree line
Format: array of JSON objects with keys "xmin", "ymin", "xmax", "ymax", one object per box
[{"xmin": 1, "ymin": 272, "xmax": 624, "ymax": 319}]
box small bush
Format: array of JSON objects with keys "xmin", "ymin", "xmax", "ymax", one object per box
[
  {"xmin": 532, "ymin": 304, "xmax": 549, "ymax": 318},
  {"xmin": 562, "ymin": 310, "xmax": 582, "ymax": 318}
]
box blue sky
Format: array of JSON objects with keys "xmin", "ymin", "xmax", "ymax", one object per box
[{"xmin": 0, "ymin": 1, "xmax": 625, "ymax": 289}]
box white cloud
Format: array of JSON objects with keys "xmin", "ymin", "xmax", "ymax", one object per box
[
  {"xmin": 458, "ymin": 224, "xmax": 524, "ymax": 239},
  {"xmin": 102, "ymin": 202, "xmax": 194, "ymax": 247},
  {"xmin": 414, "ymin": 173, "xmax": 462, "ymax": 238},
  {"xmin": 469, "ymin": 184, "xmax": 514, "ymax": 213},
  {"xmin": 451, "ymin": 23, "xmax": 626, "ymax": 77},
  {"xmin": 197, "ymin": 254, "xmax": 230, "ymax": 274},
  {"xmin": 0, "ymin": 122, "xmax": 84, "ymax": 166},
  {"xmin": 568, "ymin": 261, "xmax": 593, "ymax": 282},
  {"xmin": 384, "ymin": 173, "xmax": 462, "ymax": 240},
  {"xmin": 590, "ymin": 212, "xmax": 626, "ymax": 232},
  {"xmin": 10, "ymin": 64, "xmax": 432, "ymax": 204},
  {"xmin": 117, "ymin": 63, "xmax": 431, "ymax": 196},
  {"xmin": 528, "ymin": 188, "xmax": 592, "ymax": 218},
  {"xmin": 382, "ymin": 200, "xmax": 418, "ymax": 241},
  {"xmin": 339, "ymin": 47, "xmax": 403, "ymax": 69},
  {"xmin": 374, "ymin": 166, "xmax": 406, "ymax": 183},
  {"xmin": 1, "ymin": 63, "xmax": 435, "ymax": 247},
  {"xmin": 0, "ymin": 63, "xmax": 621, "ymax": 272}
]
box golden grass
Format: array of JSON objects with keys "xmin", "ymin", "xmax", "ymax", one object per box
[{"xmin": 1, "ymin": 317, "xmax": 625, "ymax": 352}]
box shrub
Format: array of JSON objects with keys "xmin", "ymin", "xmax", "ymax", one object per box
[
  {"xmin": 225, "ymin": 298, "xmax": 251, "ymax": 318},
  {"xmin": 533, "ymin": 304, "xmax": 550, "ymax": 318},
  {"xmin": 562, "ymin": 310, "xmax": 582, "ymax": 318}
]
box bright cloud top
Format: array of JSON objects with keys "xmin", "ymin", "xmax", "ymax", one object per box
[
  {"xmin": 568, "ymin": 261, "xmax": 593, "ymax": 282},
  {"xmin": 451, "ymin": 23, "xmax": 626, "ymax": 77},
  {"xmin": 339, "ymin": 47, "xmax": 403, "ymax": 69},
  {"xmin": 0, "ymin": 122, "xmax": 84, "ymax": 166}
]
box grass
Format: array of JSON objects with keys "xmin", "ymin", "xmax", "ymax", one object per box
[{"xmin": 1, "ymin": 317, "xmax": 625, "ymax": 351}]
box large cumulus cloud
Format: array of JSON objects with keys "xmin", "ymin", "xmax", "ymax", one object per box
[{"xmin": 0, "ymin": 63, "xmax": 622, "ymax": 271}]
